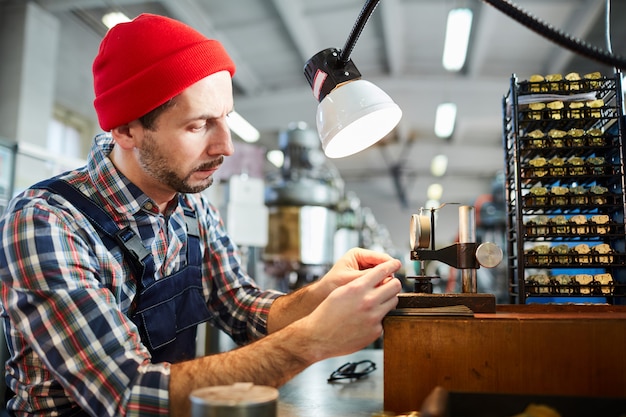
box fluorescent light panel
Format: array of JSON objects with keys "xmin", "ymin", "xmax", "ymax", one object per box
[
  {"xmin": 227, "ymin": 111, "xmax": 260, "ymax": 143},
  {"xmin": 266, "ymin": 150, "xmax": 284, "ymax": 168},
  {"xmin": 430, "ymin": 154, "xmax": 448, "ymax": 177},
  {"xmin": 102, "ymin": 12, "xmax": 131, "ymax": 29},
  {"xmin": 427, "ymin": 183, "xmax": 444, "ymax": 201},
  {"xmin": 434, "ymin": 103, "xmax": 457, "ymax": 138},
  {"xmin": 442, "ymin": 8, "xmax": 473, "ymax": 71}
]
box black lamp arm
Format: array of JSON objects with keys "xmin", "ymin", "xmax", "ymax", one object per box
[{"xmin": 339, "ymin": 0, "xmax": 381, "ymax": 65}]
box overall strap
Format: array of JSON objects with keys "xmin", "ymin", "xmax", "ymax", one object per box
[
  {"xmin": 33, "ymin": 178, "xmax": 155, "ymax": 284},
  {"xmin": 34, "ymin": 179, "xmax": 209, "ymax": 363},
  {"xmin": 180, "ymin": 201, "xmax": 201, "ymax": 266}
]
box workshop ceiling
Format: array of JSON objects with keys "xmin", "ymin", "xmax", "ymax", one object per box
[{"xmin": 26, "ymin": 0, "xmax": 626, "ymax": 250}]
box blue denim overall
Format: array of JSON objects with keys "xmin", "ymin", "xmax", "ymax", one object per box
[{"xmin": 38, "ymin": 179, "xmax": 211, "ymax": 364}]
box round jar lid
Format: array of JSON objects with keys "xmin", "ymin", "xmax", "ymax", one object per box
[{"xmin": 190, "ymin": 383, "xmax": 278, "ymax": 407}]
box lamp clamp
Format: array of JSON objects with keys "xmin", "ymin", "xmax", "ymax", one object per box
[{"xmin": 304, "ymin": 48, "xmax": 362, "ymax": 102}]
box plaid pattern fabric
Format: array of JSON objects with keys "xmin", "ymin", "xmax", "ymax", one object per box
[{"xmin": 0, "ymin": 134, "xmax": 281, "ymax": 416}]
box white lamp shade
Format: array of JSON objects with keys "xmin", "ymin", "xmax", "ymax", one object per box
[{"xmin": 316, "ymin": 79, "xmax": 402, "ymax": 158}]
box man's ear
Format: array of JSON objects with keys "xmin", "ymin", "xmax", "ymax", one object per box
[{"xmin": 111, "ymin": 123, "xmax": 139, "ymax": 150}]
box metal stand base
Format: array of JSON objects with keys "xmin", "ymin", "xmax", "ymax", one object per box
[{"xmin": 397, "ymin": 292, "xmax": 497, "ymax": 313}]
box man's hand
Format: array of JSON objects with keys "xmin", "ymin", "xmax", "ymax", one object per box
[
  {"xmin": 297, "ymin": 255, "xmax": 402, "ymax": 361},
  {"xmin": 320, "ymin": 247, "xmax": 400, "ymax": 293},
  {"xmin": 267, "ymin": 248, "xmax": 401, "ymax": 334}
]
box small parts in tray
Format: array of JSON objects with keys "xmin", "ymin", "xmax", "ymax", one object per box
[
  {"xmin": 525, "ymin": 185, "xmax": 609, "ymax": 207},
  {"xmin": 524, "ymin": 242, "xmax": 615, "ymax": 266},
  {"xmin": 590, "ymin": 185, "xmax": 610, "ymax": 205},
  {"xmin": 523, "ymin": 155, "xmax": 608, "ymax": 178},
  {"xmin": 526, "ymin": 272, "xmax": 614, "ymax": 295},
  {"xmin": 525, "ymin": 214, "xmax": 611, "ymax": 236},
  {"xmin": 523, "ymin": 98, "xmax": 605, "ymax": 121},
  {"xmin": 569, "ymin": 186, "xmax": 587, "ymax": 205},
  {"xmin": 522, "ymin": 127, "xmax": 607, "ymax": 149},
  {"xmin": 550, "ymin": 186, "xmax": 568, "ymax": 206},
  {"xmin": 526, "ymin": 71, "xmax": 602, "ymax": 93}
]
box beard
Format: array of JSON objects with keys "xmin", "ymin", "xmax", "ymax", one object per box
[{"xmin": 138, "ymin": 132, "xmax": 223, "ymax": 194}]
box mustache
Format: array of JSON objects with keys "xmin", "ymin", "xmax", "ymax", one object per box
[{"xmin": 195, "ymin": 156, "xmax": 224, "ymax": 172}]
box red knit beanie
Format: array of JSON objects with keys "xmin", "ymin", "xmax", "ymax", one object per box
[{"xmin": 93, "ymin": 13, "xmax": 236, "ymax": 131}]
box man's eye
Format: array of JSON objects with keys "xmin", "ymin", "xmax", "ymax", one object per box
[{"xmin": 190, "ymin": 123, "xmax": 207, "ymax": 131}]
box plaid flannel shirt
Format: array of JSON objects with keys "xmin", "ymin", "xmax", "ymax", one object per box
[{"xmin": 0, "ymin": 134, "xmax": 282, "ymax": 416}]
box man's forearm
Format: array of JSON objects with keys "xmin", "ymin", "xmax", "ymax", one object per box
[
  {"xmin": 169, "ymin": 322, "xmax": 314, "ymax": 417},
  {"xmin": 265, "ymin": 279, "xmax": 330, "ymax": 333}
]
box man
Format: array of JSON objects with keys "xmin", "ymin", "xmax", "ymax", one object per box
[{"xmin": 0, "ymin": 13, "xmax": 402, "ymax": 417}]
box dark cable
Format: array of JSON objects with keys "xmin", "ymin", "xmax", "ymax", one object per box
[
  {"xmin": 481, "ymin": 0, "xmax": 626, "ymax": 70},
  {"xmin": 339, "ymin": 0, "xmax": 626, "ymax": 71}
]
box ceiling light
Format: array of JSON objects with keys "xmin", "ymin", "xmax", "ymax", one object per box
[
  {"xmin": 427, "ymin": 183, "xmax": 444, "ymax": 201},
  {"xmin": 101, "ymin": 12, "xmax": 131, "ymax": 29},
  {"xmin": 304, "ymin": 0, "xmax": 402, "ymax": 159},
  {"xmin": 430, "ymin": 154, "xmax": 448, "ymax": 177},
  {"xmin": 434, "ymin": 102, "xmax": 457, "ymax": 139},
  {"xmin": 442, "ymin": 8, "xmax": 473, "ymax": 71},
  {"xmin": 266, "ymin": 150, "xmax": 284, "ymax": 168},
  {"xmin": 227, "ymin": 111, "xmax": 260, "ymax": 143}
]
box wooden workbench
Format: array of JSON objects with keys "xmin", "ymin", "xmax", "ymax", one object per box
[{"xmin": 383, "ymin": 303, "xmax": 626, "ymax": 414}]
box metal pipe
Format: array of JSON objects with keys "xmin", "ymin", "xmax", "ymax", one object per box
[{"xmin": 458, "ymin": 205, "xmax": 477, "ymax": 293}]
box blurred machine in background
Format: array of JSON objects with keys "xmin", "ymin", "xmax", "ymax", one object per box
[
  {"xmin": 263, "ymin": 123, "xmax": 343, "ymax": 291},
  {"xmin": 262, "ymin": 123, "xmax": 400, "ymax": 291}
]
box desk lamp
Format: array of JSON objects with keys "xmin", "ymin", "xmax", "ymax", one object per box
[{"xmin": 303, "ymin": 0, "xmax": 401, "ymax": 159}]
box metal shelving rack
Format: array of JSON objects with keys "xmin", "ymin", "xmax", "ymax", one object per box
[{"xmin": 503, "ymin": 72, "xmax": 626, "ymax": 304}]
